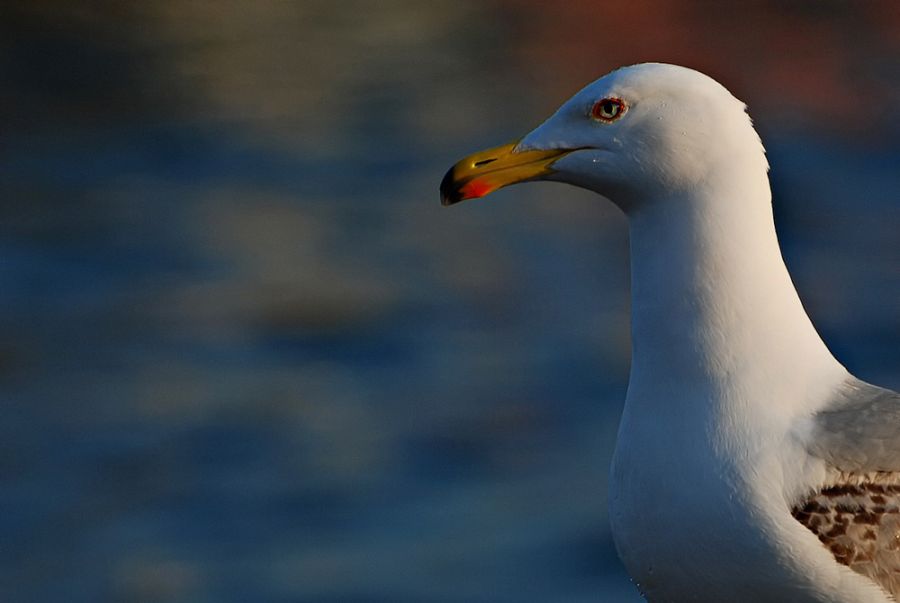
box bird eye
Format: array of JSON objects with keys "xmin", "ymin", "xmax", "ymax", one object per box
[{"xmin": 591, "ymin": 98, "xmax": 625, "ymax": 122}]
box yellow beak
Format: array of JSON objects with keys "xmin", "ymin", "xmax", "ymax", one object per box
[{"xmin": 440, "ymin": 140, "xmax": 576, "ymax": 206}]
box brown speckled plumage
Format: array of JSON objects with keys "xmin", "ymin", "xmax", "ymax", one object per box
[
  {"xmin": 792, "ymin": 482, "xmax": 900, "ymax": 599},
  {"xmin": 791, "ymin": 379, "xmax": 900, "ymax": 598}
]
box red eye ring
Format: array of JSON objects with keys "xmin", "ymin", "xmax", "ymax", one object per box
[{"xmin": 591, "ymin": 97, "xmax": 626, "ymax": 122}]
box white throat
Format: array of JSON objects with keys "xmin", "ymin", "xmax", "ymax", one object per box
[
  {"xmin": 624, "ymin": 154, "xmax": 842, "ymax": 415},
  {"xmin": 609, "ymin": 145, "xmax": 855, "ymax": 602}
]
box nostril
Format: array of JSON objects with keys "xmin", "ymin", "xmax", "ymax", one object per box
[{"xmin": 473, "ymin": 158, "xmax": 497, "ymax": 168}]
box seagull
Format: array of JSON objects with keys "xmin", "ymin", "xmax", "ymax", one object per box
[{"xmin": 440, "ymin": 63, "xmax": 899, "ymax": 603}]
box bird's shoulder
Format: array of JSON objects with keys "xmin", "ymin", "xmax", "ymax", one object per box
[
  {"xmin": 805, "ymin": 377, "xmax": 900, "ymax": 473},
  {"xmin": 790, "ymin": 377, "xmax": 900, "ymax": 600}
]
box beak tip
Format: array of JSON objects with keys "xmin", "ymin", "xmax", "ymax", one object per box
[
  {"xmin": 440, "ymin": 187, "xmax": 478, "ymax": 206},
  {"xmin": 439, "ymin": 167, "xmax": 464, "ymax": 206},
  {"xmin": 441, "ymin": 194, "xmax": 468, "ymax": 206}
]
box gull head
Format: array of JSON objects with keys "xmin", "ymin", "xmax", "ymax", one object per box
[{"xmin": 440, "ymin": 63, "xmax": 766, "ymax": 211}]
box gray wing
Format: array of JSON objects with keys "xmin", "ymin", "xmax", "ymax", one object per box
[
  {"xmin": 806, "ymin": 377, "xmax": 900, "ymax": 473},
  {"xmin": 793, "ymin": 377, "xmax": 900, "ymax": 599}
]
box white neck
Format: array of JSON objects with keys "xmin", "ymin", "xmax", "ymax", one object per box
[{"xmin": 624, "ymin": 159, "xmax": 842, "ymax": 415}]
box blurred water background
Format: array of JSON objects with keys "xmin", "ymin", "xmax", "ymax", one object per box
[{"xmin": 1, "ymin": 2, "xmax": 898, "ymax": 602}]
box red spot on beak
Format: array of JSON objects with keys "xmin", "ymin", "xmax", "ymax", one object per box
[{"xmin": 460, "ymin": 179, "xmax": 493, "ymax": 200}]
